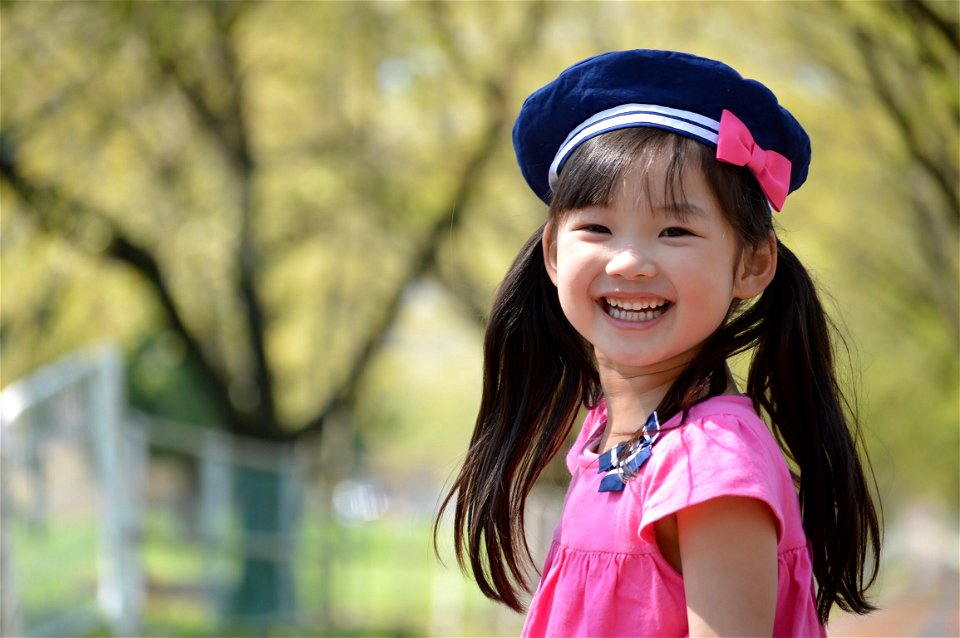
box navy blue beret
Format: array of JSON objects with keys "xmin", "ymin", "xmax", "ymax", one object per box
[{"xmin": 512, "ymin": 49, "xmax": 811, "ymax": 211}]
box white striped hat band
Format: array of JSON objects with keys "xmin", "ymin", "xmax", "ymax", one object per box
[{"xmin": 547, "ymin": 103, "xmax": 721, "ymax": 191}]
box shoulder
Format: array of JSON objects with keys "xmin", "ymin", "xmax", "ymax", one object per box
[
  {"xmin": 637, "ymin": 395, "xmax": 793, "ymax": 542},
  {"xmin": 660, "ymin": 395, "xmax": 778, "ymax": 461},
  {"xmin": 684, "ymin": 394, "xmax": 768, "ymax": 430}
]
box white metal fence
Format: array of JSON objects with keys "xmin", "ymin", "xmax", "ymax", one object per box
[
  {"xmin": 0, "ymin": 346, "xmax": 550, "ymax": 637},
  {"xmin": 1, "ymin": 346, "xmax": 140, "ymax": 637}
]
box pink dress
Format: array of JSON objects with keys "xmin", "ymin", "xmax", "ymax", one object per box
[{"xmin": 522, "ymin": 395, "xmax": 825, "ymax": 637}]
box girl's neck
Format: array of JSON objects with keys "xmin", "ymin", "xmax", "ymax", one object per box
[
  {"xmin": 596, "ymin": 364, "xmax": 677, "ymax": 454},
  {"xmin": 596, "ymin": 361, "xmax": 740, "ymax": 454}
]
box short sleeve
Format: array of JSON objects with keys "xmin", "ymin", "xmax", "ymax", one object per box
[{"xmin": 637, "ymin": 411, "xmax": 786, "ymax": 545}]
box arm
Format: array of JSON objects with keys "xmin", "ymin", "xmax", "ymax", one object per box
[{"xmin": 678, "ymin": 496, "xmax": 779, "ymax": 637}]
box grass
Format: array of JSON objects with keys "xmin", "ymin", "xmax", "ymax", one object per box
[
  {"xmin": 8, "ymin": 497, "xmax": 521, "ymax": 637},
  {"xmin": 134, "ymin": 509, "xmax": 519, "ymax": 636},
  {"xmin": 7, "ymin": 516, "xmax": 102, "ymax": 634}
]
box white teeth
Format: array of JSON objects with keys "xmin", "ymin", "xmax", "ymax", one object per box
[
  {"xmin": 604, "ymin": 298, "xmax": 669, "ymax": 322},
  {"xmin": 605, "ymin": 298, "xmax": 667, "ymax": 311},
  {"xmin": 607, "ymin": 306, "xmax": 667, "ymax": 321}
]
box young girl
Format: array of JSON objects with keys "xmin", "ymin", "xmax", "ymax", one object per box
[{"xmin": 437, "ymin": 50, "xmax": 881, "ymax": 636}]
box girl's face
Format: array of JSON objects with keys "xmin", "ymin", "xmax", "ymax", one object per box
[{"xmin": 543, "ymin": 157, "xmax": 770, "ymax": 378}]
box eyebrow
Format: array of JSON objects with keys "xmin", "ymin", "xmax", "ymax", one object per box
[{"xmin": 651, "ymin": 200, "xmax": 709, "ymax": 222}]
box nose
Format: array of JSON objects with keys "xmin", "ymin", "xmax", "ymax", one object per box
[{"xmin": 606, "ymin": 247, "xmax": 657, "ymax": 279}]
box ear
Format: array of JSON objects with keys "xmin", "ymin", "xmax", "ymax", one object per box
[
  {"xmin": 542, "ymin": 220, "xmax": 559, "ymax": 286},
  {"xmin": 733, "ymin": 231, "xmax": 777, "ymax": 300}
]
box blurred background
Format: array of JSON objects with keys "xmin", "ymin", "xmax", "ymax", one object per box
[{"xmin": 1, "ymin": 1, "xmax": 956, "ymax": 636}]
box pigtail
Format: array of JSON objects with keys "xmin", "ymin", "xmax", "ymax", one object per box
[
  {"xmin": 654, "ymin": 234, "xmax": 882, "ymax": 623},
  {"xmin": 748, "ymin": 240, "xmax": 881, "ymax": 623},
  {"xmin": 434, "ymin": 224, "xmax": 599, "ymax": 612}
]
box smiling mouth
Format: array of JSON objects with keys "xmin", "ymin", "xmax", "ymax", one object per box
[{"xmin": 603, "ymin": 297, "xmax": 671, "ymax": 322}]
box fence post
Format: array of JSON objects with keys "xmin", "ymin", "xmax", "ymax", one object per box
[
  {"xmin": 90, "ymin": 347, "xmax": 141, "ymax": 636},
  {"xmin": 200, "ymin": 428, "xmax": 233, "ymax": 612},
  {"xmin": 0, "ymin": 411, "xmax": 20, "ymax": 638}
]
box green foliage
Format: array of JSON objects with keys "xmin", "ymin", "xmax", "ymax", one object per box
[
  {"xmin": 1, "ymin": 0, "xmax": 956, "ymax": 528},
  {"xmin": 127, "ymin": 330, "xmax": 222, "ymax": 425}
]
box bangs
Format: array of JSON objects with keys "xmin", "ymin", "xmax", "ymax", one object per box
[{"xmin": 548, "ymin": 128, "xmax": 703, "ymax": 216}]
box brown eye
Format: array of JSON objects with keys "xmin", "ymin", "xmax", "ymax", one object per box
[
  {"xmin": 579, "ymin": 224, "xmax": 611, "ymax": 234},
  {"xmin": 660, "ymin": 227, "xmax": 693, "ymax": 238}
]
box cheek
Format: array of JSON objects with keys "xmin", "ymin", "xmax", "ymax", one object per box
[
  {"xmin": 553, "ymin": 243, "xmax": 589, "ymax": 281},
  {"xmin": 555, "ymin": 249, "xmax": 597, "ymax": 291},
  {"xmin": 554, "ymin": 267, "xmax": 586, "ymax": 309},
  {"xmin": 674, "ymin": 259, "xmax": 737, "ymax": 311},
  {"xmin": 553, "ymin": 254, "xmax": 598, "ymax": 323}
]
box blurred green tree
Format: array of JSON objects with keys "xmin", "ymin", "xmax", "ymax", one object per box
[
  {"xmin": 810, "ymin": 0, "xmax": 958, "ymax": 343},
  {"xmin": 784, "ymin": 0, "xmax": 959, "ymax": 508},
  {"xmin": 1, "ymin": 0, "xmax": 548, "ymax": 623}
]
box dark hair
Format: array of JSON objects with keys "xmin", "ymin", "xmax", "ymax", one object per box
[{"xmin": 436, "ymin": 128, "xmax": 881, "ymax": 622}]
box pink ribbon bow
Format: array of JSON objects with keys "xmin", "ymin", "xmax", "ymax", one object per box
[{"xmin": 716, "ymin": 109, "xmax": 792, "ymax": 212}]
